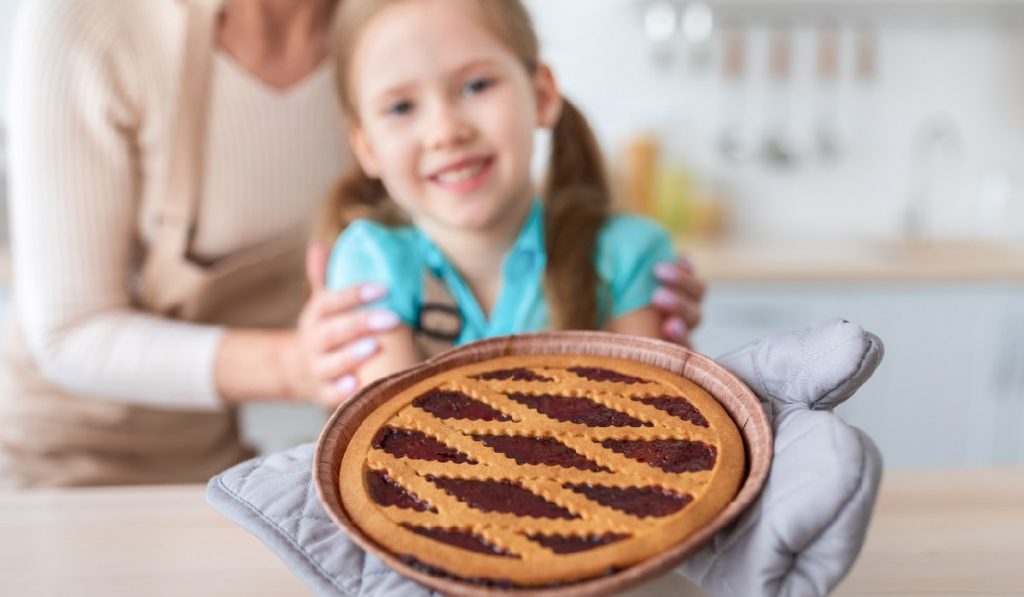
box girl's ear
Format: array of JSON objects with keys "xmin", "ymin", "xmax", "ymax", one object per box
[
  {"xmin": 533, "ymin": 63, "xmax": 563, "ymax": 129},
  {"xmin": 349, "ymin": 126, "xmax": 382, "ymax": 178}
]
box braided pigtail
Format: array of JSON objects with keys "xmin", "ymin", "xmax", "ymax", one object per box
[{"xmin": 543, "ymin": 99, "xmax": 611, "ymax": 331}]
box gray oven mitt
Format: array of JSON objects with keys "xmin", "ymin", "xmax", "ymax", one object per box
[
  {"xmin": 206, "ymin": 318, "xmax": 884, "ymax": 597},
  {"xmin": 675, "ymin": 318, "xmax": 884, "ymax": 596}
]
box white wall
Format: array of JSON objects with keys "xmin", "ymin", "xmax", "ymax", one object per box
[
  {"xmin": 523, "ymin": 0, "xmax": 1024, "ymax": 242},
  {"xmin": 2, "ymin": 1, "xmax": 1022, "ymax": 241}
]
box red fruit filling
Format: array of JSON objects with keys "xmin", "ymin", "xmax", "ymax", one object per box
[
  {"xmin": 631, "ymin": 395, "xmax": 709, "ymax": 427},
  {"xmin": 473, "ymin": 368, "xmax": 553, "ymax": 382},
  {"xmin": 427, "ymin": 476, "xmax": 580, "ymax": 520},
  {"xmin": 564, "ymin": 484, "xmax": 693, "ymax": 518},
  {"xmin": 413, "ymin": 389, "xmax": 512, "ymax": 421},
  {"xmin": 526, "ymin": 532, "xmax": 631, "ymax": 554},
  {"xmin": 473, "ymin": 435, "xmax": 610, "ymax": 472},
  {"xmin": 373, "ymin": 427, "xmax": 476, "ymax": 464},
  {"xmin": 366, "ymin": 469, "xmax": 436, "ymax": 512},
  {"xmin": 506, "ymin": 393, "xmax": 651, "ymax": 428},
  {"xmin": 567, "ymin": 367, "xmax": 649, "ymax": 384},
  {"xmin": 402, "ymin": 524, "xmax": 519, "ymax": 558},
  {"xmin": 600, "ymin": 439, "xmax": 717, "ymax": 473}
]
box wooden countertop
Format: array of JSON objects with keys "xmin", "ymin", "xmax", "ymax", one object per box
[
  {"xmin": 834, "ymin": 468, "xmax": 1024, "ymax": 596},
  {"xmin": 1, "ymin": 468, "xmax": 1021, "ymax": 596},
  {"xmin": 682, "ymin": 238, "xmax": 1024, "ymax": 283}
]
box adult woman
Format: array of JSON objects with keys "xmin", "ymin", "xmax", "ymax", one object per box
[{"xmin": 0, "ymin": 0, "xmax": 704, "ymax": 487}]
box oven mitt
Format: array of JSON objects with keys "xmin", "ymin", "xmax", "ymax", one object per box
[
  {"xmin": 206, "ymin": 318, "xmax": 884, "ymax": 597},
  {"xmin": 205, "ymin": 442, "xmax": 433, "ymax": 597},
  {"xmin": 675, "ymin": 318, "xmax": 885, "ymax": 596}
]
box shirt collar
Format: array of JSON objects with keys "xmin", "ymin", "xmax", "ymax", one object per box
[
  {"xmin": 414, "ymin": 198, "xmax": 545, "ymax": 272},
  {"xmin": 416, "ymin": 232, "xmax": 446, "ymax": 273},
  {"xmin": 509, "ymin": 198, "xmax": 545, "ymax": 258}
]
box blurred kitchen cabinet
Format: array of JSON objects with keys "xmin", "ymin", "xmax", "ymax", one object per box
[
  {"xmin": 692, "ymin": 282, "xmax": 1024, "ymax": 468},
  {"xmin": 988, "ymin": 299, "xmax": 1024, "ymax": 465},
  {"xmin": 240, "ymin": 402, "xmax": 329, "ymax": 455}
]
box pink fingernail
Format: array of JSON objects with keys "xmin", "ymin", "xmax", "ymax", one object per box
[
  {"xmin": 368, "ymin": 311, "xmax": 400, "ymax": 331},
  {"xmin": 336, "ymin": 375, "xmax": 358, "ymax": 395},
  {"xmin": 359, "ymin": 283, "xmax": 388, "ymax": 302},
  {"xmin": 678, "ymin": 255, "xmax": 695, "ymax": 273},
  {"xmin": 669, "ymin": 318, "xmax": 688, "ymax": 338},
  {"xmin": 654, "ymin": 262, "xmax": 680, "ymax": 282},
  {"xmin": 351, "ymin": 338, "xmax": 378, "ymax": 359},
  {"xmin": 652, "ymin": 287, "xmax": 679, "ymax": 309}
]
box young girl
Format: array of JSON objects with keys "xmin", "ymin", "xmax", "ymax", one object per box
[{"xmin": 320, "ymin": 0, "xmax": 678, "ymax": 388}]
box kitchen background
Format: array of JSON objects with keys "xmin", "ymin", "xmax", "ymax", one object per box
[{"xmin": 2, "ymin": 0, "xmax": 1023, "ymax": 468}]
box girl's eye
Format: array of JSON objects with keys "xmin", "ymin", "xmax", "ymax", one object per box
[
  {"xmin": 463, "ymin": 78, "xmax": 494, "ymax": 96},
  {"xmin": 386, "ymin": 100, "xmax": 414, "ymax": 116}
]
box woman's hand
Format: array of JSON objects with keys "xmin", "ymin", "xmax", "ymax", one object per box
[
  {"xmin": 288, "ymin": 241, "xmax": 400, "ymax": 407},
  {"xmin": 651, "ymin": 255, "xmax": 706, "ymax": 348}
]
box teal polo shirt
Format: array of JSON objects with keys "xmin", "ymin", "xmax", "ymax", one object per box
[{"xmin": 326, "ymin": 200, "xmax": 675, "ymax": 345}]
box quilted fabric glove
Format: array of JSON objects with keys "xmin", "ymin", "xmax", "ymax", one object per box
[
  {"xmin": 676, "ymin": 318, "xmax": 885, "ymax": 596},
  {"xmin": 206, "ymin": 443, "xmax": 433, "ymax": 597},
  {"xmin": 206, "ymin": 318, "xmax": 883, "ymax": 596}
]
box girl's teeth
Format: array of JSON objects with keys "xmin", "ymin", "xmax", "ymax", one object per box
[{"xmin": 437, "ymin": 162, "xmax": 484, "ymax": 183}]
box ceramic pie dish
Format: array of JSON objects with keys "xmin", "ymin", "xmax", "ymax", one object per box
[{"xmin": 314, "ymin": 331, "xmax": 771, "ymax": 596}]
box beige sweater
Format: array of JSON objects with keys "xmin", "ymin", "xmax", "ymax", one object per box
[{"xmin": 6, "ymin": 0, "xmax": 346, "ymax": 409}]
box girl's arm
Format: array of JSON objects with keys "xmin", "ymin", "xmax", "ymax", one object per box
[
  {"xmin": 604, "ymin": 307, "xmax": 663, "ymax": 338},
  {"xmin": 595, "ymin": 215, "xmax": 679, "ymax": 341},
  {"xmin": 323, "ymin": 221, "xmax": 426, "ymax": 392},
  {"xmin": 353, "ymin": 325, "xmax": 421, "ymax": 389}
]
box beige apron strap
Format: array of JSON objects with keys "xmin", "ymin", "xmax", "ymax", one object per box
[
  {"xmin": 413, "ymin": 270, "xmax": 462, "ymax": 359},
  {"xmin": 139, "ymin": 0, "xmax": 223, "ymax": 314}
]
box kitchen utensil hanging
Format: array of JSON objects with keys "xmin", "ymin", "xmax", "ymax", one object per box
[
  {"xmin": 717, "ymin": 29, "xmax": 756, "ymax": 162},
  {"xmin": 761, "ymin": 26, "xmax": 797, "ymax": 168},
  {"xmin": 814, "ymin": 26, "xmax": 842, "ymax": 161}
]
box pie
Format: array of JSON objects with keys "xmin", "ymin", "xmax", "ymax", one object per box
[{"xmin": 339, "ymin": 354, "xmax": 745, "ymax": 588}]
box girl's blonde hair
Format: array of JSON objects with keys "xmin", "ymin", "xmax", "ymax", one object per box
[{"xmin": 320, "ymin": 0, "xmax": 611, "ymax": 330}]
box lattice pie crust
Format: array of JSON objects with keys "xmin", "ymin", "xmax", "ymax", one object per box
[{"xmin": 340, "ymin": 354, "xmax": 744, "ymax": 587}]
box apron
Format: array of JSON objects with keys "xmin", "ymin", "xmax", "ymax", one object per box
[{"xmin": 0, "ymin": 0, "xmax": 307, "ymax": 487}]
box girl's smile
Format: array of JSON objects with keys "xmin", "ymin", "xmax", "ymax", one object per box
[{"xmin": 427, "ymin": 155, "xmax": 495, "ymax": 194}]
